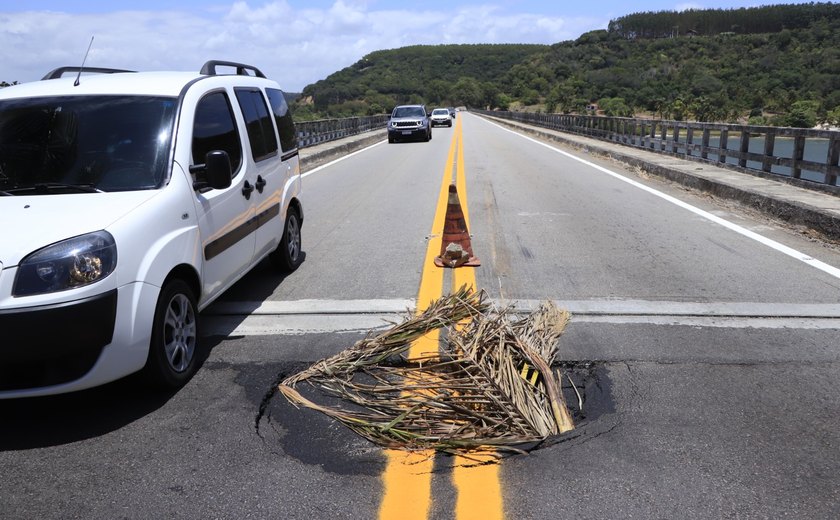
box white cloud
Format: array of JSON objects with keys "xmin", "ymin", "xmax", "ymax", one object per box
[
  {"xmin": 675, "ymin": 3, "xmax": 704, "ymax": 11},
  {"xmin": 0, "ymin": 2, "xmax": 606, "ymax": 91}
]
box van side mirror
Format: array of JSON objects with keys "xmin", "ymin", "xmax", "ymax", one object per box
[{"xmin": 190, "ymin": 150, "xmax": 232, "ymax": 191}]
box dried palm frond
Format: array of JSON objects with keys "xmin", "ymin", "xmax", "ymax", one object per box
[{"xmin": 276, "ymin": 286, "xmax": 573, "ymax": 453}]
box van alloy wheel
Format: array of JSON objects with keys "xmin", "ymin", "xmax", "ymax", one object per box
[
  {"xmin": 162, "ymin": 292, "xmax": 197, "ymax": 373},
  {"xmin": 143, "ymin": 279, "xmax": 199, "ymax": 388},
  {"xmin": 271, "ymin": 207, "xmax": 303, "ymax": 272}
]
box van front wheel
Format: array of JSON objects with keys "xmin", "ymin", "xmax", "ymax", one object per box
[{"xmin": 142, "ymin": 279, "xmax": 199, "ymax": 389}]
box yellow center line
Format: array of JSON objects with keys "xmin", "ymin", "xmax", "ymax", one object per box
[
  {"xmin": 450, "ymin": 117, "xmax": 503, "ymax": 520},
  {"xmin": 379, "ymin": 115, "xmax": 503, "ymax": 520},
  {"xmin": 452, "ymin": 116, "xmax": 474, "ymax": 295},
  {"xmin": 378, "ymin": 118, "xmax": 461, "ymax": 520}
]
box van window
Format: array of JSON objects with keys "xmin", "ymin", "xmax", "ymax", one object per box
[
  {"xmin": 266, "ymin": 88, "xmax": 297, "ymax": 153},
  {"xmin": 235, "ymin": 88, "xmax": 278, "ymax": 162},
  {"xmin": 192, "ymin": 91, "xmax": 242, "ymax": 176}
]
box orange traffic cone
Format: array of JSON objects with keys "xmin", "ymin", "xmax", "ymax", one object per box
[{"xmin": 434, "ymin": 184, "xmax": 480, "ymax": 268}]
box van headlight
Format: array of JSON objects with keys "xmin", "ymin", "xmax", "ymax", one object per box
[{"xmin": 13, "ymin": 231, "xmax": 118, "ymax": 296}]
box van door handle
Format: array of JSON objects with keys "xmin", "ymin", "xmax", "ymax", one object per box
[
  {"xmin": 242, "ymin": 180, "xmax": 254, "ymax": 200},
  {"xmin": 255, "ymin": 175, "xmax": 266, "ymax": 194}
]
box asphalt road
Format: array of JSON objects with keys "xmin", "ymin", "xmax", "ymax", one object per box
[{"xmin": 2, "ymin": 113, "xmax": 840, "ymax": 519}]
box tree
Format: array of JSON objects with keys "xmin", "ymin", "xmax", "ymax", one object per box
[
  {"xmin": 480, "ymin": 82, "xmax": 500, "ymax": 109},
  {"xmin": 785, "ymin": 100, "xmax": 819, "ymax": 128},
  {"xmin": 451, "ymin": 77, "xmax": 483, "ymax": 108},
  {"xmin": 495, "ymin": 93, "xmax": 512, "ymax": 111},
  {"xmin": 521, "ymin": 88, "xmax": 540, "ymax": 106},
  {"xmin": 670, "ymin": 98, "xmax": 688, "ymax": 121},
  {"xmin": 826, "ymin": 106, "xmax": 840, "ymax": 127},
  {"xmin": 425, "ymin": 80, "xmax": 450, "ymax": 105},
  {"xmin": 599, "ymin": 97, "xmax": 634, "ymax": 117}
]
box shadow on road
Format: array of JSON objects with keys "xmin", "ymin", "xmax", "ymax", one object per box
[
  {"xmin": 0, "ymin": 336, "xmax": 228, "ymax": 451},
  {"xmin": 0, "ymin": 375, "xmax": 176, "ymax": 451},
  {"xmin": 213, "ymin": 254, "xmax": 304, "ymax": 303}
]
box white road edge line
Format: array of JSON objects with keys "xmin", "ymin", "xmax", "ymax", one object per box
[
  {"xmin": 301, "ymin": 139, "xmax": 387, "ymax": 178},
  {"xmin": 482, "ymin": 118, "xmax": 840, "ymax": 281},
  {"xmin": 202, "ymin": 315, "xmax": 840, "ymax": 336},
  {"xmin": 205, "ymin": 299, "xmax": 840, "ymax": 317},
  {"xmin": 203, "ymin": 300, "xmax": 840, "ymax": 336}
]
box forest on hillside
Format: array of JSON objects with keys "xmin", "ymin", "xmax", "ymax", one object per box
[
  {"xmin": 293, "ymin": 3, "xmax": 840, "ymax": 127},
  {"xmin": 293, "ymin": 44, "xmax": 547, "ymax": 118},
  {"xmin": 609, "ymin": 2, "xmax": 840, "ymax": 38}
]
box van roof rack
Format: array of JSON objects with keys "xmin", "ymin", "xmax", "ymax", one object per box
[
  {"xmin": 41, "ymin": 67, "xmax": 135, "ymax": 80},
  {"xmin": 200, "ymin": 60, "xmax": 266, "ymax": 78}
]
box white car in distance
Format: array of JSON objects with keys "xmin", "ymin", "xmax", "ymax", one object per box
[{"xmin": 430, "ymin": 108, "xmax": 453, "ymax": 127}]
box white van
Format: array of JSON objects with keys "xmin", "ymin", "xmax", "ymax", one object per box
[{"xmin": 0, "ymin": 61, "xmax": 303, "ymax": 397}]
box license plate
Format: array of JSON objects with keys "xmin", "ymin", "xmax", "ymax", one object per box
[{"xmin": 401, "ymin": 131, "xmax": 412, "ymax": 135}]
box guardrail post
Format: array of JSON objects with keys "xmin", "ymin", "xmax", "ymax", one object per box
[
  {"xmin": 762, "ymin": 131, "xmax": 776, "ymax": 172},
  {"xmin": 792, "ymin": 135, "xmax": 806, "ymax": 179},
  {"xmin": 686, "ymin": 126, "xmax": 694, "ymax": 157},
  {"xmin": 827, "ymin": 135, "xmax": 840, "ymax": 185},
  {"xmin": 660, "ymin": 123, "xmax": 667, "ymax": 151},
  {"xmin": 672, "ymin": 124, "xmax": 681, "ymax": 153},
  {"xmin": 701, "ymin": 128, "xmax": 710, "ymax": 159},
  {"xmin": 718, "ymin": 128, "xmax": 729, "ymax": 164},
  {"xmin": 739, "ymin": 131, "xmax": 750, "ymax": 168}
]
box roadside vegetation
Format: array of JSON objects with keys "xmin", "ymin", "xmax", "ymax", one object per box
[
  {"xmin": 4, "ymin": 4, "xmax": 838, "ymax": 127},
  {"xmin": 293, "ymin": 3, "xmax": 840, "ymax": 127}
]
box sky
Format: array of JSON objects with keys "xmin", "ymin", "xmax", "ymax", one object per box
[{"xmin": 0, "ymin": 1, "xmax": 825, "ymax": 92}]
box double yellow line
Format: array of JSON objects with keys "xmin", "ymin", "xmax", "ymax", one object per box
[{"xmin": 378, "ymin": 117, "xmax": 504, "ymax": 520}]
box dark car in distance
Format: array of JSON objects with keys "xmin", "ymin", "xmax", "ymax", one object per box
[{"xmin": 388, "ymin": 104, "xmax": 431, "ymax": 143}]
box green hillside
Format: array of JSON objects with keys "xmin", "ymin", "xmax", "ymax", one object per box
[
  {"xmin": 294, "ymin": 44, "xmax": 548, "ymax": 119},
  {"xmin": 294, "ymin": 3, "xmax": 840, "ymax": 127}
]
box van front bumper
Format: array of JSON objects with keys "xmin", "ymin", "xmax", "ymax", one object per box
[{"xmin": 0, "ymin": 290, "xmax": 118, "ymax": 391}]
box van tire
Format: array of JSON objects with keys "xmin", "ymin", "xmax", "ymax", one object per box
[
  {"xmin": 271, "ymin": 207, "xmax": 302, "ymax": 272},
  {"xmin": 142, "ymin": 279, "xmax": 199, "ymax": 389}
]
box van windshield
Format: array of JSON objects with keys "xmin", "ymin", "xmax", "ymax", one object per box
[{"xmin": 0, "ymin": 95, "xmax": 177, "ymax": 194}]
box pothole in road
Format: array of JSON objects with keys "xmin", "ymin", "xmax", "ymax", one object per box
[
  {"xmin": 253, "ymin": 359, "xmax": 613, "ymax": 473},
  {"xmin": 253, "ymin": 289, "xmax": 615, "ymax": 467},
  {"xmin": 254, "ymin": 362, "xmax": 386, "ymax": 476}
]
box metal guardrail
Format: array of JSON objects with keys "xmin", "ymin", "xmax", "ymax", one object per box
[
  {"xmin": 477, "ymin": 110, "xmax": 840, "ymax": 190},
  {"xmin": 296, "ymin": 115, "xmax": 388, "ymax": 148}
]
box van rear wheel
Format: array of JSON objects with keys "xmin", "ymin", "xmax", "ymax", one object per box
[{"xmin": 270, "ymin": 207, "xmax": 302, "ymax": 272}]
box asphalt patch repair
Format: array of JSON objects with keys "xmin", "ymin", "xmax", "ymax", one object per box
[{"xmin": 255, "ymin": 287, "xmax": 614, "ymax": 459}]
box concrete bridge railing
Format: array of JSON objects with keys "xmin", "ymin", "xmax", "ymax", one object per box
[
  {"xmin": 476, "ymin": 110, "xmax": 840, "ymax": 191},
  {"xmin": 296, "ymin": 115, "xmax": 389, "ymax": 148}
]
